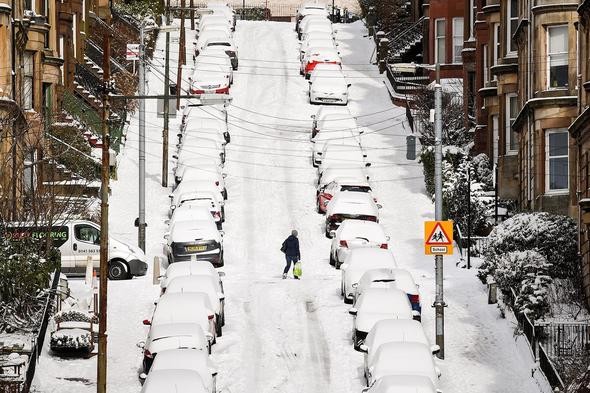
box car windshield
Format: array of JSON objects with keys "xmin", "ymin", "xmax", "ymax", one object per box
[{"xmin": 341, "ymin": 185, "xmax": 371, "ymax": 193}]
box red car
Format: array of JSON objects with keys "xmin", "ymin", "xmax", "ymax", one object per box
[
  {"xmin": 317, "ymin": 177, "xmax": 375, "ymax": 214},
  {"xmin": 301, "ymin": 47, "xmax": 341, "ymax": 79}
]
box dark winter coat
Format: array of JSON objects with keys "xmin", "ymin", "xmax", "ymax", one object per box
[{"xmin": 282, "ymin": 235, "xmax": 300, "ymax": 259}]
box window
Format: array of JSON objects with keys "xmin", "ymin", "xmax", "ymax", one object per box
[
  {"xmin": 505, "ymin": 93, "xmax": 518, "ymax": 153},
  {"xmin": 75, "ymin": 224, "xmax": 100, "ymax": 244},
  {"xmin": 73, "ymin": 14, "xmax": 77, "ymax": 58},
  {"xmin": 492, "ymin": 115, "xmax": 499, "ymax": 166},
  {"xmin": 483, "ymin": 44, "xmax": 489, "ymax": 83},
  {"xmin": 507, "ymin": 0, "xmax": 518, "ymax": 54},
  {"xmin": 23, "ymin": 52, "xmax": 34, "ymax": 110},
  {"xmin": 23, "ymin": 150, "xmax": 36, "ymax": 192},
  {"xmin": 493, "ymin": 23, "xmax": 500, "ymax": 80},
  {"xmin": 545, "ymin": 129, "xmax": 569, "ymax": 192},
  {"xmin": 453, "ymin": 18, "xmax": 463, "ymax": 63},
  {"xmin": 24, "ymin": 0, "xmax": 34, "ymax": 12},
  {"xmin": 547, "ymin": 25, "xmax": 568, "ymax": 88},
  {"xmin": 435, "ymin": 19, "xmax": 445, "ymax": 64},
  {"xmin": 469, "ymin": 0, "xmax": 476, "ymax": 39}
]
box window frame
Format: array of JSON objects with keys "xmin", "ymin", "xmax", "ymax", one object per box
[
  {"xmin": 505, "ymin": 93, "xmax": 518, "ymax": 155},
  {"xmin": 434, "ymin": 18, "xmax": 446, "ymax": 64},
  {"xmin": 493, "ymin": 23, "xmax": 500, "ymax": 80},
  {"xmin": 483, "ymin": 44, "xmax": 489, "ymax": 83},
  {"xmin": 74, "ymin": 224, "xmax": 101, "ymax": 244},
  {"xmin": 545, "ymin": 129, "xmax": 569, "ymax": 193},
  {"xmin": 507, "ymin": 0, "xmax": 518, "ymax": 55},
  {"xmin": 23, "ymin": 52, "xmax": 34, "ymax": 110},
  {"xmin": 452, "ymin": 17, "xmax": 464, "ymax": 64},
  {"xmin": 547, "ymin": 24, "xmax": 569, "ymax": 90}
]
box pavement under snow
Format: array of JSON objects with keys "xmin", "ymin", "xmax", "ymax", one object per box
[{"xmin": 32, "ymin": 20, "xmax": 552, "ymax": 393}]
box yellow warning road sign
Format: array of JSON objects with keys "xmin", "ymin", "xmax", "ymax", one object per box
[{"xmin": 424, "ymin": 221, "xmax": 453, "ymax": 255}]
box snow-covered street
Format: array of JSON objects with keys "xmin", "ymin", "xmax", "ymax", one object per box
[{"xmin": 33, "ymin": 19, "xmax": 552, "ymax": 393}]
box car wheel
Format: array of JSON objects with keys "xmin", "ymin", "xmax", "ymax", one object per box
[
  {"xmin": 215, "ymin": 320, "xmax": 222, "ymax": 337},
  {"xmin": 335, "ymin": 259, "xmax": 341, "ymax": 270},
  {"xmin": 108, "ymin": 260, "xmax": 129, "ymax": 280},
  {"xmin": 341, "ymin": 282, "xmax": 345, "ymax": 297},
  {"xmin": 329, "ymin": 252, "xmax": 335, "ymax": 266},
  {"xmin": 353, "ymin": 330, "xmax": 361, "ymax": 351},
  {"xmin": 344, "ymin": 294, "xmax": 353, "ymax": 304}
]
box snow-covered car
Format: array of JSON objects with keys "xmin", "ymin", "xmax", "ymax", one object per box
[
  {"xmin": 301, "ymin": 22, "xmax": 336, "ymax": 42},
  {"xmin": 166, "ymin": 275, "xmax": 226, "ymax": 335},
  {"xmin": 317, "ymin": 168, "xmax": 369, "ymax": 192},
  {"xmin": 311, "ymin": 122, "xmax": 358, "ymax": 167},
  {"xmin": 168, "ymin": 203, "xmax": 220, "ymax": 233},
  {"xmin": 176, "ymin": 137, "xmax": 225, "ymax": 165},
  {"xmin": 298, "ymin": 14, "xmax": 331, "ymax": 39},
  {"xmin": 340, "ymin": 248, "xmax": 398, "ymax": 304},
  {"xmin": 160, "ymin": 260, "xmax": 224, "ymax": 295},
  {"xmin": 318, "ymin": 143, "xmax": 369, "ymax": 174},
  {"xmin": 138, "ymin": 322, "xmax": 210, "ymax": 373},
  {"xmin": 195, "ymin": 30, "xmax": 231, "ymax": 57},
  {"xmin": 169, "ymin": 180, "xmax": 225, "ymax": 218},
  {"xmin": 348, "ymin": 287, "xmax": 414, "ymax": 349},
  {"xmin": 366, "ymin": 342, "xmax": 442, "ymax": 387},
  {"xmin": 364, "ymin": 375, "xmax": 441, "ymax": 393},
  {"xmin": 197, "ymin": 14, "xmax": 233, "ymax": 34},
  {"xmin": 311, "ymin": 108, "xmax": 355, "ymax": 139},
  {"xmin": 354, "ymin": 268, "xmax": 421, "ymax": 315},
  {"xmin": 164, "ymin": 219, "xmax": 224, "ymax": 266},
  {"xmin": 296, "ymin": 4, "xmax": 329, "ymax": 33},
  {"xmin": 142, "ymin": 349, "xmax": 218, "ymax": 393},
  {"xmin": 177, "ymin": 167, "xmax": 227, "ymax": 200},
  {"xmin": 325, "ymin": 191, "xmax": 380, "ymax": 237},
  {"xmin": 301, "ymin": 47, "xmax": 341, "ymax": 79},
  {"xmin": 196, "ymin": 48, "xmax": 233, "ymax": 84},
  {"xmin": 207, "ymin": 3, "xmax": 236, "ymax": 27},
  {"xmin": 309, "ymin": 73, "xmax": 350, "ymax": 105},
  {"xmin": 300, "ymin": 38, "xmax": 338, "ymax": 61},
  {"xmin": 329, "ymin": 220, "xmax": 388, "ymax": 267},
  {"xmin": 172, "ymin": 195, "xmax": 223, "ymax": 229},
  {"xmin": 140, "ymin": 369, "xmax": 209, "ymax": 393},
  {"xmin": 317, "ymin": 177, "xmax": 374, "ymax": 213},
  {"xmin": 189, "ymin": 63, "xmax": 230, "ymax": 94},
  {"xmin": 360, "ymin": 319, "xmax": 439, "ymax": 381},
  {"xmin": 181, "ymin": 116, "xmax": 230, "ymax": 145},
  {"xmin": 309, "ymin": 63, "xmax": 343, "ymax": 83},
  {"xmin": 174, "ymin": 158, "xmax": 223, "ymax": 185},
  {"xmin": 202, "ymin": 37, "xmax": 238, "ymax": 70}
]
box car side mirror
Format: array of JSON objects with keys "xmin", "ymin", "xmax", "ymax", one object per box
[
  {"xmin": 218, "ymin": 271, "xmax": 226, "ymax": 277},
  {"xmin": 308, "ymin": 81, "xmax": 312, "ymax": 85},
  {"xmin": 311, "ymin": 114, "xmax": 315, "ymax": 119},
  {"xmin": 348, "ymin": 307, "xmax": 357, "ymax": 316},
  {"xmin": 377, "ymin": 204, "xmax": 382, "ymax": 209},
  {"xmin": 168, "ymin": 193, "xmax": 174, "ymax": 199},
  {"xmin": 136, "ymin": 340, "xmax": 145, "ymax": 349},
  {"xmin": 329, "ymin": 230, "xmax": 336, "ymax": 238},
  {"xmin": 139, "ymin": 373, "xmax": 147, "ymax": 380},
  {"xmin": 431, "ymin": 344, "xmax": 441, "ymax": 355},
  {"xmin": 142, "ymin": 319, "xmax": 151, "ymax": 326},
  {"xmin": 365, "ymin": 163, "xmax": 372, "ymax": 167},
  {"xmin": 172, "ymin": 154, "xmax": 178, "ymax": 159},
  {"xmin": 359, "ymin": 344, "xmax": 368, "ymax": 353},
  {"xmin": 219, "ymin": 230, "xmax": 225, "ymax": 236},
  {"xmin": 341, "ymin": 263, "xmax": 348, "ymax": 271},
  {"xmin": 361, "ymin": 388, "xmax": 370, "ymax": 393},
  {"xmin": 164, "ymin": 219, "xmax": 170, "ymax": 225},
  {"xmin": 347, "ymin": 83, "xmax": 351, "ymax": 88},
  {"xmin": 170, "ymin": 205, "xmax": 176, "ymax": 211},
  {"xmin": 386, "ymin": 236, "xmax": 390, "ymax": 241},
  {"xmin": 222, "ymin": 173, "xmax": 227, "ymax": 178},
  {"xmin": 163, "ymin": 233, "xmax": 170, "ymax": 240},
  {"xmin": 435, "ymin": 366, "xmax": 442, "ymax": 378},
  {"xmin": 351, "ymin": 283, "xmax": 358, "ymax": 288}
]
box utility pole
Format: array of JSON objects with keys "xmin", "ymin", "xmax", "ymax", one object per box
[
  {"xmin": 138, "ymin": 24, "xmax": 146, "ymax": 252},
  {"xmin": 433, "ymin": 62, "xmax": 445, "ymax": 359},
  {"xmin": 494, "ymin": 164, "xmax": 499, "ymax": 225},
  {"xmin": 332, "ymin": 0, "xmax": 335, "ymax": 22},
  {"xmin": 467, "ymin": 164, "xmax": 471, "ymax": 270},
  {"xmin": 190, "ymin": 0, "xmax": 195, "ymax": 30},
  {"xmin": 162, "ymin": 0, "xmax": 171, "ymax": 187},
  {"xmin": 176, "ymin": 0, "xmax": 186, "ymax": 110},
  {"xmin": 97, "ymin": 14, "xmax": 111, "ymax": 393}
]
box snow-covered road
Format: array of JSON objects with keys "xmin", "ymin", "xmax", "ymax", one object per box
[{"xmin": 33, "ymin": 19, "xmax": 552, "ymax": 393}]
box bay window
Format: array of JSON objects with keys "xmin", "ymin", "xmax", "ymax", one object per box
[
  {"xmin": 505, "ymin": 93, "xmax": 518, "ymax": 153},
  {"xmin": 547, "ymin": 25, "xmax": 568, "ymax": 88},
  {"xmin": 545, "ymin": 129, "xmax": 569, "ymax": 192},
  {"xmin": 435, "ymin": 19, "xmax": 445, "ymax": 64},
  {"xmin": 453, "ymin": 18, "xmax": 463, "ymax": 64}
]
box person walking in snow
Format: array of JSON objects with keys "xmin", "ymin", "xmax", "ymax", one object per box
[{"xmin": 281, "ymin": 230, "xmax": 301, "ymax": 279}]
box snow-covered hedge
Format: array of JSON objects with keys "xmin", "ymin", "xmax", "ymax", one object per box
[
  {"xmin": 54, "ymin": 310, "xmax": 98, "ymax": 325},
  {"xmin": 481, "ymin": 212, "xmax": 577, "ymax": 280}
]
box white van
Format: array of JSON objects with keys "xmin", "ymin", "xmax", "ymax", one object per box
[{"xmin": 3, "ymin": 220, "xmax": 148, "ymax": 280}]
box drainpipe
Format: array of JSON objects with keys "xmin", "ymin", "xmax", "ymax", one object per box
[
  {"xmin": 10, "ymin": 0, "xmax": 17, "ymax": 220},
  {"xmin": 527, "ymin": 0, "xmax": 534, "ymax": 211}
]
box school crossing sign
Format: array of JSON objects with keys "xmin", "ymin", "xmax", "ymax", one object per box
[{"xmin": 424, "ymin": 221, "xmax": 453, "ymax": 255}]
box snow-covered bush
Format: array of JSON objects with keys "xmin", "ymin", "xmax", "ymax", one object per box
[
  {"xmin": 54, "ymin": 310, "xmax": 98, "ymax": 325},
  {"xmin": 481, "ymin": 212, "xmax": 577, "ymax": 280},
  {"xmin": 50, "ymin": 328, "xmax": 93, "ymax": 351},
  {"xmin": 515, "ymin": 272, "xmax": 552, "ymax": 320}
]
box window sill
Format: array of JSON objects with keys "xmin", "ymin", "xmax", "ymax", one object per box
[
  {"xmin": 544, "ymin": 190, "xmax": 569, "ymax": 196},
  {"xmin": 504, "ymin": 151, "xmax": 518, "ymax": 156}
]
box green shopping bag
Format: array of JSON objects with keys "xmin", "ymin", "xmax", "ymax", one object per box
[{"xmin": 293, "ymin": 262, "xmax": 302, "ymax": 278}]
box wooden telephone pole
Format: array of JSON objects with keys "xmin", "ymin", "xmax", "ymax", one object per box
[
  {"xmin": 176, "ymin": 0, "xmax": 186, "ymax": 110},
  {"xmin": 97, "ymin": 11, "xmax": 111, "ymax": 393}
]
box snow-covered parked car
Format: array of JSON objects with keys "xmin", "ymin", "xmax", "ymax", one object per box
[
  {"xmin": 177, "ymin": 167, "xmax": 227, "ymax": 200},
  {"xmin": 202, "ymin": 37, "xmax": 238, "ymax": 70},
  {"xmin": 301, "ymin": 47, "xmax": 341, "ymax": 79},
  {"xmin": 50, "ymin": 310, "xmax": 98, "ymax": 354},
  {"xmin": 325, "ymin": 191, "xmax": 380, "ymax": 237},
  {"xmin": 166, "ymin": 275, "xmax": 226, "ymax": 335},
  {"xmin": 168, "ymin": 204, "xmax": 219, "ymax": 232},
  {"xmin": 317, "ymin": 177, "xmax": 374, "ymax": 214},
  {"xmin": 164, "ymin": 219, "xmax": 224, "ymax": 266},
  {"xmin": 197, "ymin": 14, "xmax": 233, "ymax": 34},
  {"xmin": 160, "ymin": 260, "xmax": 224, "ymax": 295},
  {"xmin": 348, "ymin": 287, "xmax": 415, "ymax": 350},
  {"xmin": 189, "ymin": 63, "xmax": 230, "ymax": 94},
  {"xmin": 364, "ymin": 375, "xmax": 441, "ymax": 393},
  {"xmin": 340, "ymin": 248, "xmax": 397, "ymax": 304},
  {"xmin": 311, "ymin": 107, "xmax": 355, "ymax": 140},
  {"xmin": 300, "ymin": 38, "xmax": 338, "ymax": 61},
  {"xmin": 169, "ymin": 180, "xmax": 225, "ymax": 218},
  {"xmin": 181, "ymin": 115, "xmax": 230, "ymax": 145},
  {"xmin": 143, "ymin": 292, "xmax": 217, "ymax": 346},
  {"xmin": 318, "ymin": 143, "xmax": 369, "ymax": 175},
  {"xmin": 317, "ymin": 167, "xmax": 369, "ymax": 191},
  {"xmin": 195, "ymin": 30, "xmax": 231, "ymax": 57},
  {"xmin": 171, "ymin": 195, "xmax": 224, "ymax": 229},
  {"xmin": 299, "ymin": 16, "xmax": 333, "ymax": 40},
  {"xmin": 174, "ymin": 160, "xmax": 224, "ymax": 190},
  {"xmin": 354, "ymin": 268, "xmax": 422, "ymax": 315},
  {"xmin": 140, "ymin": 369, "xmax": 209, "ymax": 393},
  {"xmin": 141, "ymin": 349, "xmax": 218, "ymax": 393},
  {"xmin": 137, "ymin": 322, "xmax": 210, "ymax": 374},
  {"xmin": 296, "ymin": 4, "xmax": 329, "ymax": 33},
  {"xmin": 360, "ymin": 319, "xmax": 439, "ymax": 382},
  {"xmin": 196, "ymin": 48, "xmax": 233, "ymax": 84},
  {"xmin": 309, "ymin": 72, "xmax": 350, "ymax": 105},
  {"xmin": 329, "ymin": 220, "xmax": 389, "ymax": 268},
  {"xmin": 366, "ymin": 342, "xmax": 442, "ymax": 387}
]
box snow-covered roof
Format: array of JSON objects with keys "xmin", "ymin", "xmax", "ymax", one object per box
[{"xmin": 170, "ymin": 220, "xmax": 220, "ymax": 242}]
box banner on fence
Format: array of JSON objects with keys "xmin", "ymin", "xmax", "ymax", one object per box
[{"xmin": 424, "ymin": 221, "xmax": 453, "ymax": 255}]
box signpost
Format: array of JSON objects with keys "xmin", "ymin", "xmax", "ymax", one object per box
[
  {"xmin": 424, "ymin": 221, "xmax": 453, "ymax": 256},
  {"xmin": 126, "ymin": 43, "xmax": 140, "ymax": 73}
]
